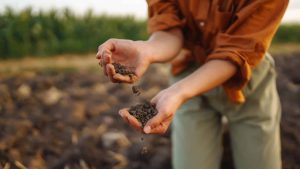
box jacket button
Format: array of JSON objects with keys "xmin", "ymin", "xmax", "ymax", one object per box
[{"xmin": 199, "ymin": 21, "xmax": 205, "ymax": 27}]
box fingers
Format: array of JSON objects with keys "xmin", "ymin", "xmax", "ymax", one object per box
[
  {"xmin": 119, "ymin": 108, "xmax": 142, "ymax": 131},
  {"xmin": 97, "ymin": 40, "xmax": 115, "ymax": 77},
  {"xmin": 97, "ymin": 39, "xmax": 138, "ymax": 83},
  {"xmin": 96, "ymin": 40, "xmax": 115, "ymax": 60},
  {"xmin": 106, "ymin": 64, "xmax": 136, "ymax": 83},
  {"xmin": 118, "ymin": 107, "xmax": 171, "ymax": 134},
  {"xmin": 106, "ymin": 64, "xmax": 116, "ymax": 82},
  {"xmin": 107, "ymin": 62, "xmax": 137, "ymax": 83},
  {"xmin": 98, "ymin": 50, "xmax": 113, "ymax": 73},
  {"xmin": 102, "ymin": 50, "xmax": 112, "ymax": 64},
  {"xmin": 113, "ymin": 74, "xmax": 137, "ymax": 83},
  {"xmin": 144, "ymin": 121, "xmax": 170, "ymax": 134},
  {"xmin": 96, "ymin": 45, "xmax": 102, "ymax": 59},
  {"xmin": 96, "ymin": 40, "xmax": 116, "ymax": 72},
  {"xmin": 144, "ymin": 110, "xmax": 171, "ymax": 134}
]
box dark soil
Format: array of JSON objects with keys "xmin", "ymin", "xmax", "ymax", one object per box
[
  {"xmin": 0, "ymin": 53, "xmax": 299, "ymax": 169},
  {"xmin": 112, "ymin": 63, "xmax": 135, "ymax": 76},
  {"xmin": 128, "ymin": 102, "xmax": 158, "ymax": 127},
  {"xmin": 132, "ymin": 85, "xmax": 141, "ymax": 96}
]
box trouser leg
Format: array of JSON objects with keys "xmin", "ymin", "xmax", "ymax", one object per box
[
  {"xmin": 172, "ymin": 96, "xmax": 223, "ymax": 169},
  {"xmin": 226, "ymin": 54, "xmax": 282, "ymax": 169}
]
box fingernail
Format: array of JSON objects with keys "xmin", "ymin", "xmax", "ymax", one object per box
[
  {"xmin": 144, "ymin": 126, "xmax": 151, "ymax": 134},
  {"xmin": 118, "ymin": 111, "xmax": 124, "ymax": 117}
]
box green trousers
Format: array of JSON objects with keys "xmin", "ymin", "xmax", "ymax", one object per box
[{"xmin": 171, "ymin": 53, "xmax": 281, "ymax": 169}]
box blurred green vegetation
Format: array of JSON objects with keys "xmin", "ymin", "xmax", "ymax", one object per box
[
  {"xmin": 0, "ymin": 8, "xmax": 300, "ymax": 59},
  {"xmin": 272, "ymin": 24, "xmax": 300, "ymax": 44},
  {"xmin": 0, "ymin": 7, "xmax": 148, "ymax": 59}
]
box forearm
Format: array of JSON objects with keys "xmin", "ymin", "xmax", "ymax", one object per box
[
  {"xmin": 142, "ymin": 28, "xmax": 183, "ymax": 63},
  {"xmin": 173, "ymin": 59, "xmax": 237, "ymax": 102}
]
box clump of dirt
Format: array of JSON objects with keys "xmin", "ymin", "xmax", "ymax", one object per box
[
  {"xmin": 132, "ymin": 85, "xmax": 141, "ymax": 96},
  {"xmin": 112, "ymin": 63, "xmax": 135, "ymax": 76},
  {"xmin": 128, "ymin": 102, "xmax": 158, "ymax": 127}
]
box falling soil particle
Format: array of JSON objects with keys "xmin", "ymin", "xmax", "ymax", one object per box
[{"xmin": 132, "ymin": 85, "xmax": 141, "ymax": 96}]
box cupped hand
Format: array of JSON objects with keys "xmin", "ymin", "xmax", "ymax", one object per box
[
  {"xmin": 118, "ymin": 84, "xmax": 186, "ymax": 135},
  {"xmin": 143, "ymin": 86, "xmax": 185, "ymax": 134},
  {"xmin": 96, "ymin": 39, "xmax": 151, "ymax": 83},
  {"xmin": 118, "ymin": 108, "xmax": 143, "ymax": 131}
]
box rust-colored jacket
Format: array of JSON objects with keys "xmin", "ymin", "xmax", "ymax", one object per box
[{"xmin": 146, "ymin": 0, "xmax": 288, "ymax": 103}]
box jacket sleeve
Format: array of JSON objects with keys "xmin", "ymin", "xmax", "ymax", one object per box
[
  {"xmin": 147, "ymin": 0, "xmax": 183, "ymax": 33},
  {"xmin": 206, "ymin": 0, "xmax": 288, "ymax": 102}
]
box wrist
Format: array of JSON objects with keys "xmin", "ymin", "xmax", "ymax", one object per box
[
  {"xmin": 135, "ymin": 40, "xmax": 156, "ymax": 64},
  {"xmin": 169, "ymin": 81, "xmax": 194, "ymax": 104}
]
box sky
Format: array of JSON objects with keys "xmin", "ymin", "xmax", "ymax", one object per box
[{"xmin": 0, "ymin": 0, "xmax": 299, "ymax": 23}]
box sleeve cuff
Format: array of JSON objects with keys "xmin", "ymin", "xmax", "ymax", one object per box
[
  {"xmin": 206, "ymin": 50, "xmax": 252, "ymax": 91},
  {"xmin": 148, "ymin": 13, "xmax": 183, "ymax": 34}
]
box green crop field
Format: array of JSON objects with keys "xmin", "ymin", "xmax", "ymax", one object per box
[
  {"xmin": 0, "ymin": 8, "xmax": 147, "ymax": 59},
  {"xmin": 1, "ymin": 8, "xmax": 300, "ymax": 59}
]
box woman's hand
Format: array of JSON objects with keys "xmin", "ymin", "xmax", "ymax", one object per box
[
  {"xmin": 118, "ymin": 83, "xmax": 187, "ymax": 134},
  {"xmin": 96, "ymin": 29, "xmax": 183, "ymax": 83},
  {"xmin": 96, "ymin": 39, "xmax": 151, "ymax": 83},
  {"xmin": 143, "ymin": 84, "xmax": 186, "ymax": 134}
]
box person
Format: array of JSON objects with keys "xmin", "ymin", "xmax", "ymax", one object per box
[{"xmin": 96, "ymin": 0, "xmax": 288, "ymax": 169}]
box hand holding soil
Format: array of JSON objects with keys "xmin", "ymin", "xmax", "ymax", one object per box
[
  {"xmin": 96, "ymin": 39, "xmax": 186, "ymax": 135},
  {"xmin": 143, "ymin": 86, "xmax": 186, "ymax": 134},
  {"xmin": 96, "ymin": 39, "xmax": 151, "ymax": 83},
  {"xmin": 119, "ymin": 83, "xmax": 185, "ymax": 135},
  {"xmin": 119, "ymin": 102, "xmax": 158, "ymax": 132},
  {"xmin": 128, "ymin": 101, "xmax": 158, "ymax": 127},
  {"xmin": 111, "ymin": 62, "xmax": 138, "ymax": 82}
]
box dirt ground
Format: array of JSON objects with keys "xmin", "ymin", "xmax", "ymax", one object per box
[{"xmin": 0, "ymin": 53, "xmax": 299, "ymax": 169}]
